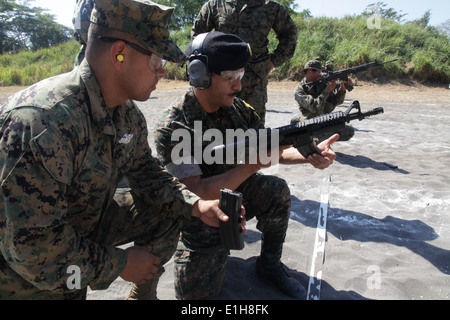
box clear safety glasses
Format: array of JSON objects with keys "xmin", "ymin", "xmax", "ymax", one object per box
[
  {"xmin": 98, "ymin": 36, "xmax": 167, "ymax": 73},
  {"xmin": 219, "ymin": 69, "xmax": 245, "ymax": 83}
]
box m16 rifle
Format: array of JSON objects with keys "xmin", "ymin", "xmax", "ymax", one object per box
[
  {"xmin": 305, "ymin": 59, "xmax": 398, "ymax": 98},
  {"xmin": 276, "ymin": 101, "xmax": 384, "ymax": 157},
  {"xmin": 213, "ymin": 101, "xmax": 384, "ymax": 159}
]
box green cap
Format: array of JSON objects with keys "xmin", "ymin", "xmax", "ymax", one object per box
[
  {"xmin": 303, "ymin": 60, "xmax": 323, "ymax": 71},
  {"xmin": 90, "ymin": 0, "xmax": 186, "ymax": 63}
]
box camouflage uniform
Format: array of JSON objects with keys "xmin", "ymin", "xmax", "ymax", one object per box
[
  {"xmin": 293, "ymin": 78, "xmax": 346, "ymax": 120},
  {"xmin": 154, "ymin": 88, "xmax": 291, "ymax": 299},
  {"xmin": 191, "ymin": 0, "xmax": 298, "ymax": 123},
  {"xmin": 0, "ymin": 0, "xmax": 195, "ymax": 299},
  {"xmin": 292, "ymin": 79, "xmax": 355, "ymax": 141}
]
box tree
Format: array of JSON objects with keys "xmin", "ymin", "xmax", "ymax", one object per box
[
  {"xmin": 157, "ymin": 0, "xmax": 205, "ymax": 30},
  {"xmin": 362, "ymin": 2, "xmax": 408, "ymax": 23},
  {"xmin": 412, "ymin": 10, "xmax": 431, "ymax": 29},
  {"xmin": 0, "ymin": 0, "xmax": 71, "ymax": 54},
  {"xmin": 438, "ymin": 19, "xmax": 450, "ymax": 37},
  {"xmin": 275, "ymin": 0, "xmax": 299, "ymax": 15}
]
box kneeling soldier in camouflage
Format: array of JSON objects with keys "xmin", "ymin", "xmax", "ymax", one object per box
[{"xmin": 155, "ymin": 32, "xmax": 339, "ymax": 299}]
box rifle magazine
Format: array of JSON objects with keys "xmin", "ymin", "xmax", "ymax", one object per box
[{"xmin": 219, "ymin": 189, "xmax": 245, "ymax": 251}]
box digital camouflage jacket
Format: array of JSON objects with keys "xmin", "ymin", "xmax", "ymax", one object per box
[
  {"xmin": 0, "ymin": 60, "xmax": 198, "ymax": 299},
  {"xmin": 191, "ymin": 0, "xmax": 298, "ymax": 79}
]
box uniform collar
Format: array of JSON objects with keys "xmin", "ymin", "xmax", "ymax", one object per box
[
  {"xmin": 79, "ymin": 59, "xmax": 116, "ymax": 135},
  {"xmin": 183, "ymin": 88, "xmax": 211, "ymax": 126}
]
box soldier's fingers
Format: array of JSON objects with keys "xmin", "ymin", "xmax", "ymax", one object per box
[
  {"xmin": 324, "ymin": 133, "xmax": 339, "ymax": 148},
  {"xmin": 318, "ymin": 133, "xmax": 339, "ymax": 151},
  {"xmin": 217, "ymin": 208, "xmax": 229, "ymax": 222},
  {"xmin": 149, "ymin": 265, "xmax": 159, "ymax": 275},
  {"xmin": 308, "ymin": 153, "xmax": 329, "ymax": 169},
  {"xmin": 144, "ymin": 246, "xmax": 152, "ymax": 253},
  {"xmin": 240, "ymin": 219, "xmax": 247, "ymax": 234}
]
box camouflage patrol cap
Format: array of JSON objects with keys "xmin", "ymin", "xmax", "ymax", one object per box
[
  {"xmin": 90, "ymin": 0, "xmax": 186, "ymax": 63},
  {"xmin": 303, "ymin": 60, "xmax": 323, "ymax": 71}
]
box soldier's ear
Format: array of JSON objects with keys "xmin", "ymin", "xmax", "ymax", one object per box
[{"xmin": 111, "ymin": 41, "xmax": 127, "ymax": 69}]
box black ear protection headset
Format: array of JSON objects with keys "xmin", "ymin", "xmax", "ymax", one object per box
[{"xmin": 188, "ymin": 33, "xmax": 211, "ymax": 89}]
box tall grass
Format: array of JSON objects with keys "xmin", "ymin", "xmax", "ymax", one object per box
[
  {"xmin": 283, "ymin": 15, "xmax": 449, "ymax": 83},
  {"xmin": 0, "ymin": 40, "xmax": 79, "ymax": 86},
  {"xmin": 1, "ymin": 15, "xmax": 449, "ymax": 86}
]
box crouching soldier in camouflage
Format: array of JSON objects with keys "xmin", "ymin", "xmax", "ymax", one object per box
[
  {"xmin": 0, "ymin": 0, "xmax": 228, "ymax": 300},
  {"xmin": 292, "ymin": 60, "xmax": 355, "ymax": 142},
  {"xmin": 154, "ymin": 32, "xmax": 339, "ymax": 300}
]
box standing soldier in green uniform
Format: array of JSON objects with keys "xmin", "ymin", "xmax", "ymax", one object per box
[
  {"xmin": 0, "ymin": 0, "xmax": 227, "ymax": 300},
  {"xmin": 154, "ymin": 32, "xmax": 338, "ymax": 300},
  {"xmin": 292, "ymin": 60, "xmax": 355, "ymax": 141},
  {"xmin": 191, "ymin": 0, "xmax": 298, "ymax": 124}
]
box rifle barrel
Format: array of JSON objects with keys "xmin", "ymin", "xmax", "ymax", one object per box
[{"xmin": 347, "ymin": 107, "xmax": 384, "ymax": 121}]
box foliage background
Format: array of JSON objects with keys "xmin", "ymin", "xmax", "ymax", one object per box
[{"xmin": 0, "ymin": 0, "xmax": 449, "ymax": 86}]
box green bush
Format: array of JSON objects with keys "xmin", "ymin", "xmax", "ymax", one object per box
[{"xmin": 286, "ymin": 15, "xmax": 449, "ymax": 83}]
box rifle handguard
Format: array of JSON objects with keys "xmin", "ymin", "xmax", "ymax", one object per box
[
  {"xmin": 288, "ymin": 101, "xmax": 384, "ymax": 157},
  {"xmin": 211, "ymin": 101, "xmax": 384, "ymax": 161}
]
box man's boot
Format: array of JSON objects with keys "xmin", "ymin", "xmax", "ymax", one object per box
[
  {"xmin": 125, "ymin": 269, "xmax": 163, "ymax": 300},
  {"xmin": 255, "ymin": 234, "xmax": 307, "ymax": 299}
]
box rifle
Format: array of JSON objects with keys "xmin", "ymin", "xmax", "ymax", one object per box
[
  {"xmin": 305, "ymin": 59, "xmax": 398, "ymax": 98},
  {"xmin": 212, "ymin": 101, "xmax": 384, "ymax": 159},
  {"xmin": 277, "ymin": 101, "xmax": 384, "ymax": 157}
]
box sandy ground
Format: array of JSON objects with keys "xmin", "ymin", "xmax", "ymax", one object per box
[{"xmin": 1, "ymin": 80, "xmax": 449, "ymax": 301}]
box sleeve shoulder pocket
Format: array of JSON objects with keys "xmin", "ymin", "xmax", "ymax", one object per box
[{"xmin": 30, "ymin": 127, "xmax": 73, "ymax": 185}]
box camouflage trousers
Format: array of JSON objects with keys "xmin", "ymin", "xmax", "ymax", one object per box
[
  {"xmin": 174, "ymin": 174, "xmax": 291, "ymax": 300},
  {"xmin": 97, "ymin": 187, "xmax": 181, "ymax": 256},
  {"xmin": 239, "ymin": 68, "xmax": 269, "ymax": 124},
  {"xmin": 0, "ymin": 187, "xmax": 181, "ymax": 300}
]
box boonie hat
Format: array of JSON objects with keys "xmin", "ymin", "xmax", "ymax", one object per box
[
  {"xmin": 90, "ymin": 0, "xmax": 186, "ymax": 63},
  {"xmin": 186, "ymin": 31, "xmax": 251, "ymax": 74},
  {"xmin": 303, "ymin": 60, "xmax": 323, "ymax": 71}
]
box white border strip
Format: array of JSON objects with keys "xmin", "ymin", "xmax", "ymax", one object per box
[{"xmin": 307, "ymin": 172, "xmax": 331, "ymax": 300}]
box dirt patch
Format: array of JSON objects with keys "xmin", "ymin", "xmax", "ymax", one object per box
[
  {"xmin": 265, "ymin": 80, "xmax": 449, "ymax": 104},
  {"xmin": 1, "ymin": 80, "xmax": 448, "ymax": 105},
  {"xmin": 0, "ymin": 86, "xmax": 28, "ymax": 102}
]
